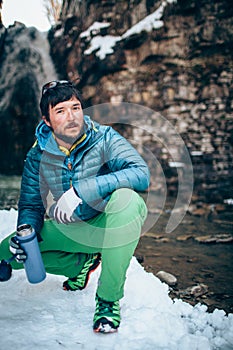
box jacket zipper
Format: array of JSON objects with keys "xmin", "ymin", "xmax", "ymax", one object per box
[{"xmin": 68, "ymin": 161, "xmax": 72, "ymax": 187}]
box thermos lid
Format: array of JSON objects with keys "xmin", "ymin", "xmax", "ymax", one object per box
[{"xmin": 17, "ymin": 224, "xmax": 33, "ymax": 237}]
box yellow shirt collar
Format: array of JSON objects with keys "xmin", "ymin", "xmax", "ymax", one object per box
[{"xmin": 53, "ymin": 133, "xmax": 87, "ymax": 156}]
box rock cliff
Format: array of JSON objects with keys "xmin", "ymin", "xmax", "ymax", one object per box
[
  {"xmin": 0, "ymin": 22, "xmax": 57, "ymax": 174},
  {"xmin": 48, "ymin": 0, "xmax": 233, "ymax": 202}
]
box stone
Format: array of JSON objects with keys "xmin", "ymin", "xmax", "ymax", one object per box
[
  {"xmin": 195, "ymin": 234, "xmax": 233, "ymax": 244},
  {"xmin": 215, "ymin": 234, "xmax": 233, "ymax": 243},
  {"xmin": 156, "ymin": 270, "xmax": 177, "ymax": 286},
  {"xmin": 190, "ymin": 284, "xmax": 208, "ymax": 297},
  {"xmin": 176, "ymin": 235, "xmax": 193, "ymax": 241},
  {"xmin": 195, "ymin": 235, "xmax": 217, "ymax": 244},
  {"xmin": 178, "ymin": 283, "xmax": 209, "ymax": 298},
  {"xmin": 191, "ymin": 208, "xmax": 209, "ymax": 217}
]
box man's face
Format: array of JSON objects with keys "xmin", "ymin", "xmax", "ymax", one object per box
[{"xmin": 43, "ymin": 96, "xmax": 84, "ymax": 147}]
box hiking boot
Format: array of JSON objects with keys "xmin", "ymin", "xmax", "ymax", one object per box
[
  {"xmin": 93, "ymin": 294, "xmax": 121, "ymax": 333},
  {"xmin": 63, "ymin": 253, "xmax": 101, "ymax": 291}
]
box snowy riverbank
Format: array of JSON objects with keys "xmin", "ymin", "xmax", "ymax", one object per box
[{"xmin": 0, "ymin": 209, "xmax": 233, "ymax": 350}]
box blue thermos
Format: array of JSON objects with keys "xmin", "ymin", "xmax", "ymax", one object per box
[{"xmin": 17, "ymin": 224, "xmax": 46, "ymax": 284}]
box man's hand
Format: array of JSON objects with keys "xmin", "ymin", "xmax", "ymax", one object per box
[
  {"xmin": 54, "ymin": 187, "xmax": 82, "ymax": 224},
  {"xmin": 9, "ymin": 236, "xmax": 27, "ymax": 263}
]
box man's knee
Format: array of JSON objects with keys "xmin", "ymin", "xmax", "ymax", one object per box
[{"xmin": 106, "ymin": 188, "xmax": 147, "ymax": 222}]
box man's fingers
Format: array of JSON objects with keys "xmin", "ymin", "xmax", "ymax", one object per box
[{"xmin": 54, "ymin": 206, "xmax": 74, "ymax": 224}]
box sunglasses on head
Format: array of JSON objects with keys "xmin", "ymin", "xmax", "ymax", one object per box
[{"xmin": 42, "ymin": 80, "xmax": 73, "ymax": 95}]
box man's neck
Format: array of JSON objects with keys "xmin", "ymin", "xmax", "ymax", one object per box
[
  {"xmin": 54, "ymin": 132, "xmax": 87, "ymax": 154},
  {"xmin": 54, "ymin": 135, "xmax": 72, "ymax": 150}
]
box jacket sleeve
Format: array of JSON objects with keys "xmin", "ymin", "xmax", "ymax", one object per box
[
  {"xmin": 73, "ymin": 127, "xmax": 150, "ymax": 211},
  {"xmin": 17, "ymin": 150, "xmax": 47, "ymax": 236}
]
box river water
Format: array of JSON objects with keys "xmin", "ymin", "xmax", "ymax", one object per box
[{"xmin": 0, "ymin": 175, "xmax": 232, "ymax": 314}]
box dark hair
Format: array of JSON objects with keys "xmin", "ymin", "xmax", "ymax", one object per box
[{"xmin": 39, "ymin": 83, "xmax": 83, "ymax": 121}]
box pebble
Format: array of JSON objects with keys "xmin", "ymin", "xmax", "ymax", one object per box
[
  {"xmin": 176, "ymin": 234, "xmax": 193, "ymax": 241},
  {"xmin": 213, "ymin": 219, "xmax": 233, "ymax": 226},
  {"xmin": 156, "ymin": 270, "xmax": 177, "ymax": 286},
  {"xmin": 216, "ymin": 234, "xmax": 233, "ymax": 243},
  {"xmin": 191, "ymin": 208, "xmax": 208, "ymax": 216},
  {"xmin": 143, "ymin": 232, "xmax": 170, "ymax": 242},
  {"xmin": 195, "ymin": 234, "xmax": 233, "ymax": 244},
  {"xmin": 189, "ymin": 284, "xmax": 209, "ymax": 297},
  {"xmin": 143, "ymin": 232, "xmax": 163, "ymax": 239},
  {"xmin": 186, "ymin": 257, "xmax": 198, "ymax": 263},
  {"xmin": 180, "ymin": 220, "xmax": 195, "ymax": 225},
  {"xmin": 178, "ymin": 283, "xmax": 208, "ymax": 298},
  {"xmin": 148, "ymin": 208, "xmax": 163, "ymax": 214},
  {"xmin": 195, "ymin": 235, "xmax": 218, "ymax": 243}
]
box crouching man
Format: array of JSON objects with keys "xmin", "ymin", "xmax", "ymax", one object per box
[{"xmin": 0, "ymin": 80, "xmax": 150, "ymax": 333}]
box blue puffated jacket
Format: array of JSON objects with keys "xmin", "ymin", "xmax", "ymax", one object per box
[{"xmin": 17, "ymin": 115, "xmax": 150, "ymax": 235}]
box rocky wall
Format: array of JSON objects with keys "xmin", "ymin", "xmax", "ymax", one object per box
[
  {"xmin": 0, "ymin": 22, "xmax": 57, "ymax": 174},
  {"xmin": 49, "ymin": 0, "xmax": 233, "ymax": 203}
]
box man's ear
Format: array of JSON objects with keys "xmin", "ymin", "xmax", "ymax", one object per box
[{"xmin": 42, "ymin": 116, "xmax": 51, "ymax": 127}]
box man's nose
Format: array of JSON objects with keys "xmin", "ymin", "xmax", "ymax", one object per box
[{"xmin": 67, "ymin": 109, "xmax": 75, "ymax": 120}]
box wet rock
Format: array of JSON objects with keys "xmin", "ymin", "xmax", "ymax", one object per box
[
  {"xmin": 189, "ymin": 284, "xmax": 209, "ymax": 298},
  {"xmin": 158, "ymin": 238, "xmax": 170, "ymax": 243},
  {"xmin": 213, "ymin": 219, "xmax": 233, "ymax": 227},
  {"xmin": 179, "ymin": 284, "xmax": 208, "ymax": 298},
  {"xmin": 156, "ymin": 271, "xmax": 177, "ymax": 286},
  {"xmin": 215, "ymin": 204, "xmax": 229, "ymax": 212},
  {"xmin": 195, "ymin": 234, "xmax": 233, "ymax": 244},
  {"xmin": 215, "ymin": 234, "xmax": 233, "ymax": 243},
  {"xmin": 188, "ymin": 204, "xmax": 216, "ymax": 218},
  {"xmin": 136, "ymin": 255, "xmax": 144, "ymax": 264},
  {"xmin": 191, "ymin": 208, "xmax": 208, "ymax": 217},
  {"xmin": 147, "ymin": 254, "xmax": 162, "ymax": 259},
  {"xmin": 188, "ymin": 203, "xmax": 229, "ymax": 220},
  {"xmin": 143, "ymin": 232, "xmax": 163, "ymax": 239},
  {"xmin": 143, "ymin": 232, "xmax": 170, "ymax": 242},
  {"xmin": 176, "ymin": 235, "xmax": 193, "ymax": 241},
  {"xmin": 195, "ymin": 235, "xmax": 218, "ymax": 244},
  {"xmin": 180, "ymin": 220, "xmax": 195, "ymax": 226},
  {"xmin": 171, "ymin": 257, "xmax": 179, "ymax": 263},
  {"xmin": 148, "ymin": 208, "xmax": 163, "ymax": 215},
  {"xmin": 186, "ymin": 257, "xmax": 198, "ymax": 263}
]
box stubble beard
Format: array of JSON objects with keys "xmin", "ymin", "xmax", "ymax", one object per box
[{"xmin": 54, "ymin": 123, "xmax": 85, "ymax": 146}]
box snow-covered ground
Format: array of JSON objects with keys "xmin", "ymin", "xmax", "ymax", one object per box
[{"xmin": 0, "ymin": 209, "xmax": 233, "ymax": 350}]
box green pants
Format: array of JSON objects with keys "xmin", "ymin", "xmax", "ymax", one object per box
[{"xmin": 0, "ymin": 189, "xmax": 147, "ymax": 301}]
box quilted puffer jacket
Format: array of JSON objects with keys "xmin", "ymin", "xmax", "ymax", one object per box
[{"xmin": 17, "ymin": 115, "xmax": 150, "ymax": 235}]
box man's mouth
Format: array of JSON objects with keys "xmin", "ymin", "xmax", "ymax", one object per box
[{"xmin": 66, "ymin": 123, "xmax": 79, "ymax": 129}]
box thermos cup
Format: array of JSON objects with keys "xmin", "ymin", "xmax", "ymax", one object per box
[{"xmin": 17, "ymin": 224, "xmax": 46, "ymax": 284}]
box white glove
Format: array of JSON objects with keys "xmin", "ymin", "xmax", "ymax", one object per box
[{"xmin": 54, "ymin": 187, "xmax": 82, "ymax": 224}]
